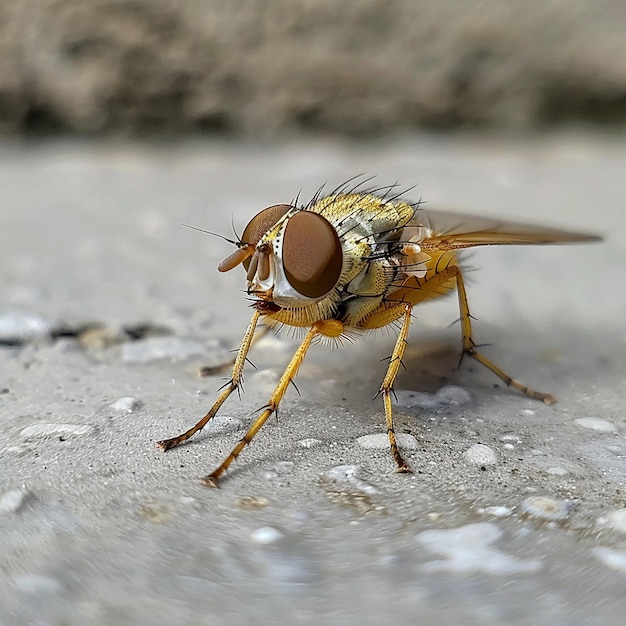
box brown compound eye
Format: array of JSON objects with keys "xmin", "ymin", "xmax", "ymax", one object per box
[
  {"xmin": 241, "ymin": 204, "xmax": 292, "ymax": 270},
  {"xmin": 282, "ymin": 211, "xmax": 343, "ymax": 298},
  {"xmin": 219, "ymin": 204, "xmax": 292, "ymax": 273},
  {"xmin": 243, "ymin": 204, "xmax": 292, "ymax": 246}
]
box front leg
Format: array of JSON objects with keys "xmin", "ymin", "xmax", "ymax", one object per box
[
  {"xmin": 157, "ymin": 310, "xmax": 261, "ymax": 451},
  {"xmin": 202, "ymin": 321, "xmax": 328, "ymax": 486}
]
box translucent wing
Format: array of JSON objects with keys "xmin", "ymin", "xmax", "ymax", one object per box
[{"xmin": 407, "ymin": 208, "xmax": 602, "ymax": 250}]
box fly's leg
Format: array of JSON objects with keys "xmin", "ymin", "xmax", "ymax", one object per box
[
  {"xmin": 366, "ymin": 263, "xmax": 557, "ymax": 404},
  {"xmin": 379, "ymin": 303, "xmax": 414, "ymax": 473},
  {"xmin": 453, "ymin": 268, "xmax": 557, "ymax": 404},
  {"xmin": 202, "ymin": 322, "xmax": 324, "ymax": 487},
  {"xmin": 157, "ymin": 310, "xmax": 261, "ymax": 451},
  {"xmin": 198, "ymin": 323, "xmax": 271, "ymax": 377}
]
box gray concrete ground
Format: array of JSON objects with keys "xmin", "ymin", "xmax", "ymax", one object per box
[{"xmin": 0, "ymin": 133, "xmax": 625, "ymax": 625}]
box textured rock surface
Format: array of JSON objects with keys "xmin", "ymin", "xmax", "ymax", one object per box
[{"xmin": 2, "ymin": 0, "xmax": 626, "ymax": 135}]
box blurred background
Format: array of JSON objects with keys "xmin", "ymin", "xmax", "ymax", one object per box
[{"xmin": 2, "ymin": 0, "xmax": 626, "ymax": 137}]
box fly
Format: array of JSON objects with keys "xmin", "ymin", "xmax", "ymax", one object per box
[{"xmin": 158, "ymin": 183, "xmax": 601, "ymax": 487}]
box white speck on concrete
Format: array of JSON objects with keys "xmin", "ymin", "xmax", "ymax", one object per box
[
  {"xmin": 503, "ymin": 443, "xmax": 515, "ymax": 450},
  {"xmin": 3, "ymin": 445, "xmax": 27, "ymax": 455},
  {"xmin": 574, "ymin": 417, "xmax": 617, "ymax": 433},
  {"xmin": 109, "ymin": 397, "xmax": 142, "ymax": 413},
  {"xmin": 436, "ymin": 385, "xmax": 472, "ymax": 406},
  {"xmin": 520, "ymin": 496, "xmax": 573, "ymax": 521},
  {"xmin": 464, "ymin": 444, "xmax": 497, "ymax": 465},
  {"xmin": 0, "ymin": 488, "xmax": 29, "ymax": 513},
  {"xmin": 250, "ymin": 526, "xmax": 284, "ymax": 544},
  {"xmin": 546, "ymin": 467, "xmax": 569, "ymax": 476},
  {"xmin": 593, "ymin": 547, "xmax": 626, "ymax": 572},
  {"xmin": 204, "ymin": 415, "xmax": 243, "ymax": 434},
  {"xmin": 122, "ymin": 337, "xmax": 207, "ymax": 363},
  {"xmin": 393, "ymin": 385, "xmax": 471, "ymax": 411},
  {"xmin": 256, "ymin": 335, "xmax": 291, "ymax": 353},
  {"xmin": 250, "ymin": 369, "xmax": 280, "ymax": 393},
  {"xmin": 417, "ymin": 522, "xmax": 541, "ymax": 574},
  {"xmin": 500, "ymin": 434, "xmax": 521, "ymax": 443},
  {"xmin": 597, "ymin": 509, "xmax": 626, "ymax": 533},
  {"xmin": 322, "ymin": 465, "xmax": 378, "ymax": 495},
  {"xmin": 357, "ymin": 433, "xmax": 418, "ymax": 450},
  {"xmin": 14, "ymin": 574, "xmax": 63, "ymax": 595},
  {"xmin": 271, "ymin": 461, "xmax": 295, "ymax": 474},
  {"xmin": 482, "ymin": 506, "xmax": 513, "ymax": 517},
  {"xmin": 297, "ymin": 438, "xmax": 322, "ymax": 448},
  {"xmin": 0, "ymin": 309, "xmax": 51, "ymax": 343},
  {"xmin": 20, "ymin": 423, "xmax": 94, "ymax": 439}
]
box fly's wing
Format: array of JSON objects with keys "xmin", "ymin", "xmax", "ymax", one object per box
[
  {"xmin": 384, "ymin": 208, "xmax": 602, "ymax": 309},
  {"xmin": 408, "ymin": 208, "xmax": 602, "ymax": 250}
]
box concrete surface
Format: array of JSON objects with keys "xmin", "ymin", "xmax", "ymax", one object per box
[
  {"xmin": 2, "ymin": 1, "xmax": 626, "ymax": 135},
  {"xmin": 0, "ymin": 132, "xmax": 625, "ymax": 624}
]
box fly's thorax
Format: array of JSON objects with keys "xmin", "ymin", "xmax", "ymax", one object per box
[{"xmin": 311, "ymin": 194, "xmax": 415, "ymax": 242}]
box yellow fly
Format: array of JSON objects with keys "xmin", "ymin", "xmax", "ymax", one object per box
[{"xmin": 158, "ymin": 182, "xmax": 601, "ymax": 486}]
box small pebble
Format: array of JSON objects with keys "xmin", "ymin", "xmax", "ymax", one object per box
[
  {"xmin": 483, "ymin": 506, "xmax": 512, "ymax": 517},
  {"xmin": 139, "ymin": 503, "xmax": 170, "ymax": 524},
  {"xmin": 297, "ymin": 438, "xmax": 322, "ymax": 448},
  {"xmin": 500, "ymin": 434, "xmax": 521, "ymax": 443},
  {"xmin": 393, "ymin": 385, "xmax": 471, "ymax": 411},
  {"xmin": 546, "ymin": 467, "xmax": 568, "ymax": 476},
  {"xmin": 122, "ymin": 337, "xmax": 207, "ymax": 363},
  {"xmin": 417, "ymin": 522, "xmax": 541, "ymax": 574},
  {"xmin": 464, "ymin": 444, "xmax": 497, "ymax": 466},
  {"xmin": 3, "ymin": 445, "xmax": 27, "ymax": 455},
  {"xmin": 109, "ymin": 397, "xmax": 142, "ymax": 413},
  {"xmin": 274, "ymin": 461, "xmax": 295, "ymax": 472},
  {"xmin": 435, "ymin": 385, "xmax": 472, "ymax": 406},
  {"xmin": 593, "ymin": 547, "xmax": 626, "ymax": 572},
  {"xmin": 256, "ymin": 335, "xmax": 290, "ymax": 353},
  {"xmin": 250, "ymin": 369, "xmax": 280, "ymax": 393},
  {"xmin": 250, "ymin": 526, "xmax": 284, "ymax": 544},
  {"xmin": 520, "ymin": 496, "xmax": 573, "ymax": 521},
  {"xmin": 0, "ymin": 488, "xmax": 29, "ymax": 513},
  {"xmin": 597, "ymin": 509, "xmax": 626, "ymax": 533},
  {"xmin": 264, "ymin": 461, "xmax": 296, "ymax": 481},
  {"xmin": 20, "ymin": 423, "xmax": 94, "ymax": 439},
  {"xmin": 14, "ymin": 574, "xmax": 63, "ymax": 595},
  {"xmin": 236, "ymin": 496, "xmax": 269, "ymax": 510},
  {"xmin": 204, "ymin": 415, "xmax": 243, "ymax": 434},
  {"xmin": 574, "ymin": 418, "xmax": 617, "ymax": 433},
  {"xmin": 0, "ymin": 309, "xmax": 51, "ymax": 343},
  {"xmin": 357, "ymin": 433, "xmax": 418, "ymax": 450},
  {"xmin": 322, "ymin": 465, "xmax": 378, "ymax": 495},
  {"xmin": 79, "ymin": 326, "xmax": 123, "ymax": 349}
]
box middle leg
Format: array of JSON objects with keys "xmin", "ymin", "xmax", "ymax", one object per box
[{"xmin": 378, "ymin": 303, "xmax": 414, "ymax": 473}]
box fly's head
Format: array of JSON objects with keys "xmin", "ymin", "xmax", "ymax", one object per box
[{"xmin": 218, "ymin": 204, "xmax": 345, "ymax": 316}]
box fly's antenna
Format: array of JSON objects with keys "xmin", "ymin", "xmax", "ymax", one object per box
[
  {"xmin": 230, "ymin": 215, "xmax": 244, "ymax": 245},
  {"xmin": 181, "ymin": 223, "xmax": 242, "ymax": 248}
]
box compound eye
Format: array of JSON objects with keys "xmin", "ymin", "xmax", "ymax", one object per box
[
  {"xmin": 241, "ymin": 204, "xmax": 291, "ymax": 270},
  {"xmin": 243, "ymin": 204, "xmax": 291, "ymax": 246},
  {"xmin": 282, "ymin": 211, "xmax": 343, "ymax": 298},
  {"xmin": 217, "ymin": 204, "xmax": 291, "ymax": 272}
]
